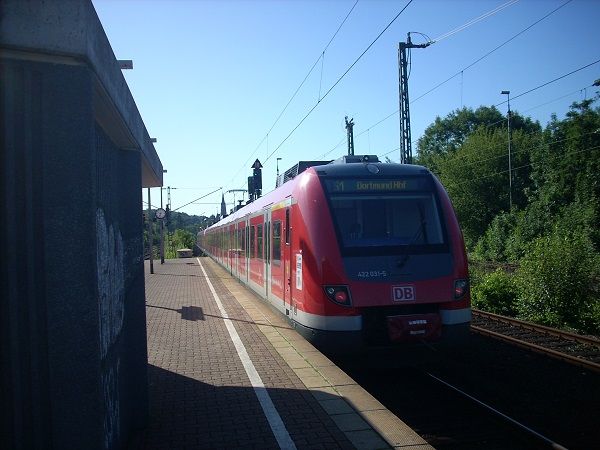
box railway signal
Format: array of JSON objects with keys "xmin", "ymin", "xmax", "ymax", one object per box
[
  {"xmin": 345, "ymin": 116, "xmax": 355, "ymax": 156},
  {"xmin": 249, "ymin": 159, "xmax": 263, "ymax": 201}
]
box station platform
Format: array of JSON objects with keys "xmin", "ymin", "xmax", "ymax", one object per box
[{"xmin": 135, "ymin": 257, "xmax": 431, "ymax": 449}]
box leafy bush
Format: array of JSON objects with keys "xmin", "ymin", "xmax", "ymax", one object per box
[
  {"xmin": 473, "ymin": 204, "xmax": 555, "ymax": 264},
  {"xmin": 553, "ymin": 200, "xmax": 599, "ymax": 249},
  {"xmin": 471, "ymin": 268, "xmax": 518, "ymax": 316},
  {"xmin": 473, "ymin": 212, "xmax": 516, "ymax": 262},
  {"xmin": 515, "ymin": 230, "xmax": 600, "ymax": 334},
  {"xmin": 504, "ymin": 205, "xmax": 551, "ymax": 262},
  {"xmin": 165, "ymin": 229, "xmax": 196, "ymax": 259}
]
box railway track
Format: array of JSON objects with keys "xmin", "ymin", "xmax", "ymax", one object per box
[
  {"xmin": 471, "ymin": 309, "xmax": 600, "ymax": 373},
  {"xmin": 334, "ymin": 364, "xmax": 544, "ymax": 449},
  {"xmin": 331, "ymin": 311, "xmax": 600, "ymax": 449}
]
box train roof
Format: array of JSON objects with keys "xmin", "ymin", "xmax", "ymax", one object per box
[
  {"xmin": 204, "ymin": 156, "xmax": 433, "ymax": 231},
  {"xmin": 314, "ymin": 160, "xmax": 431, "ymax": 178}
]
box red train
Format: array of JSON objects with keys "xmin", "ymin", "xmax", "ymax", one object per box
[{"xmin": 198, "ymin": 155, "xmax": 470, "ymax": 350}]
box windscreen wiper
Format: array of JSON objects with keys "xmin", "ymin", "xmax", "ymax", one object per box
[{"xmin": 396, "ymin": 220, "xmax": 427, "ymax": 270}]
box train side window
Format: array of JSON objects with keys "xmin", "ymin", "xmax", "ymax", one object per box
[
  {"xmin": 241, "ymin": 226, "xmax": 245, "ymax": 256},
  {"xmin": 273, "ymin": 221, "xmax": 281, "ymax": 264},
  {"xmin": 257, "ymin": 224, "xmax": 263, "ymax": 260},
  {"xmin": 285, "ymin": 209, "xmax": 290, "ymax": 244},
  {"xmin": 250, "ymin": 225, "xmax": 255, "ymax": 258}
]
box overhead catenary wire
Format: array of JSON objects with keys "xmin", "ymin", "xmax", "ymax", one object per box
[
  {"xmin": 316, "ymin": 0, "xmax": 573, "ymax": 161},
  {"xmin": 142, "ymin": 200, "xmax": 162, "ymax": 210},
  {"xmin": 226, "ymin": 0, "xmax": 360, "ymax": 188},
  {"xmin": 494, "ymin": 59, "xmax": 600, "ymax": 107},
  {"xmin": 245, "ymin": 0, "xmax": 567, "ymax": 183},
  {"xmin": 521, "ymin": 85, "xmax": 595, "ymax": 114},
  {"xmin": 442, "ymin": 129, "xmax": 600, "ymax": 170},
  {"xmin": 480, "ymin": 82, "xmax": 598, "ymax": 130},
  {"xmin": 171, "ymin": 187, "xmax": 222, "ymax": 190},
  {"xmin": 263, "ymin": 0, "xmax": 415, "ymax": 166},
  {"xmin": 321, "ymin": 81, "xmax": 591, "ymax": 162},
  {"xmin": 320, "ymin": 136, "xmax": 347, "ymax": 159},
  {"xmin": 266, "ymin": 0, "xmax": 359, "ymax": 134},
  {"xmin": 318, "ymin": 0, "xmax": 361, "ymax": 100},
  {"xmin": 445, "ymin": 144, "xmax": 600, "ymax": 189},
  {"xmin": 411, "ymin": 0, "xmax": 574, "ymax": 105},
  {"xmin": 230, "ymin": 0, "xmax": 584, "ymax": 204},
  {"xmin": 432, "ymin": 0, "xmax": 520, "ymax": 43},
  {"xmin": 171, "ymin": 186, "xmax": 222, "ymax": 212},
  {"xmin": 386, "ymin": 100, "xmax": 598, "ymax": 166},
  {"xmin": 345, "ymin": 81, "xmax": 598, "ymax": 165}
]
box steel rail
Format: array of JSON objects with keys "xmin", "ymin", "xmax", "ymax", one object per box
[
  {"xmin": 473, "ymin": 308, "xmax": 600, "ymax": 347},
  {"xmin": 470, "ymin": 311, "xmax": 600, "ymax": 373},
  {"xmin": 426, "ymin": 372, "xmax": 569, "ymax": 450}
]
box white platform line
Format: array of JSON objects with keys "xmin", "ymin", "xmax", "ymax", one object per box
[{"xmin": 198, "ymin": 258, "xmax": 297, "ymax": 450}]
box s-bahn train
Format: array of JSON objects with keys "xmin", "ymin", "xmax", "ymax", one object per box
[{"xmin": 197, "ymin": 155, "xmax": 470, "ymax": 349}]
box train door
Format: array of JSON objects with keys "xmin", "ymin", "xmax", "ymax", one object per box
[
  {"xmin": 245, "ymin": 218, "xmax": 250, "ymax": 284},
  {"xmin": 237, "ymin": 222, "xmax": 241, "ymax": 278},
  {"xmin": 265, "ymin": 209, "xmax": 271, "ymax": 300},
  {"xmin": 237, "ymin": 221, "xmax": 244, "ymax": 280},
  {"xmin": 283, "ymin": 206, "xmax": 292, "ymax": 315},
  {"xmin": 221, "ymin": 228, "xmax": 225, "ymax": 264},
  {"xmin": 233, "ymin": 223, "xmax": 238, "ymax": 277},
  {"xmin": 249, "ymin": 215, "xmax": 262, "ymax": 290},
  {"xmin": 229, "ymin": 225, "xmax": 234, "ymax": 274}
]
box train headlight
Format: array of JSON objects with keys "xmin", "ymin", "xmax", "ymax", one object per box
[
  {"xmin": 454, "ymin": 279, "xmax": 469, "ymax": 299},
  {"xmin": 323, "ymin": 285, "xmax": 352, "ymax": 306}
]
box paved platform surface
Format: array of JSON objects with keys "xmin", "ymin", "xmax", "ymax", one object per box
[{"xmin": 133, "ymin": 257, "xmax": 432, "ymax": 449}]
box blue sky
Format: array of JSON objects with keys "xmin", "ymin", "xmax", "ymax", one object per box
[{"xmin": 92, "ymin": 0, "xmax": 600, "ymax": 216}]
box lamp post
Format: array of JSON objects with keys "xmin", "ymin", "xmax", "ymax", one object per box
[
  {"xmin": 161, "ymin": 186, "xmax": 175, "ymax": 258},
  {"xmin": 501, "ymin": 90, "xmax": 512, "ymax": 210},
  {"xmin": 160, "ymin": 170, "xmax": 167, "ymax": 264},
  {"xmin": 147, "ymin": 188, "xmax": 153, "ymax": 274}
]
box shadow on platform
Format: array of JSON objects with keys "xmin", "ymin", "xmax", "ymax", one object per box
[
  {"xmin": 128, "ymin": 365, "xmax": 352, "ymax": 449},
  {"xmin": 146, "ymin": 304, "xmax": 293, "ymax": 330}
]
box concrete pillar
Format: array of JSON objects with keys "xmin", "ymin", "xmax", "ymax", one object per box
[{"xmin": 1, "ymin": 1, "xmax": 163, "ymax": 448}]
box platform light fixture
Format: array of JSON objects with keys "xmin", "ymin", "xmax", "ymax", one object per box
[{"xmin": 118, "ymin": 60, "xmax": 133, "ymax": 70}]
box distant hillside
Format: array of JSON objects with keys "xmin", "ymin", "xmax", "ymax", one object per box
[{"xmin": 159, "ymin": 211, "xmax": 221, "ymax": 234}]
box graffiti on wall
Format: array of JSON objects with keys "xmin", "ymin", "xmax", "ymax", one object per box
[
  {"xmin": 96, "ymin": 208, "xmax": 124, "ymax": 359},
  {"xmin": 96, "ymin": 208, "xmax": 124, "ymax": 448},
  {"xmin": 102, "ymin": 358, "xmax": 121, "ymax": 450}
]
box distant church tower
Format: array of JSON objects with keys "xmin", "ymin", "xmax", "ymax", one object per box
[{"xmin": 220, "ymin": 193, "xmax": 227, "ymax": 217}]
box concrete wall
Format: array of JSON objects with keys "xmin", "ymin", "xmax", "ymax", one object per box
[{"xmin": 1, "ymin": 1, "xmax": 160, "ymax": 448}]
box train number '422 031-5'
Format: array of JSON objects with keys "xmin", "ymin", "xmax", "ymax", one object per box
[{"xmin": 357, "ymin": 270, "xmax": 387, "ymax": 278}]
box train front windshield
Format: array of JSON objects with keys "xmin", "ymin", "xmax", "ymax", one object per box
[{"xmin": 323, "ymin": 177, "xmax": 448, "ymax": 256}]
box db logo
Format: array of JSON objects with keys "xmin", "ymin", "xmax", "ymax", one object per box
[{"xmin": 392, "ymin": 286, "xmax": 415, "ymax": 302}]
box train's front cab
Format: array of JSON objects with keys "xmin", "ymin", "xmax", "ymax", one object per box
[{"xmin": 291, "ymin": 155, "xmax": 470, "ymax": 350}]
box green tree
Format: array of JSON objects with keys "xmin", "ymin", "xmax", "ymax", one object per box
[
  {"xmin": 435, "ymin": 127, "xmax": 541, "ymax": 246},
  {"xmin": 473, "ymin": 96, "xmax": 600, "ymax": 263},
  {"xmin": 529, "ymin": 98, "xmax": 600, "ymax": 222},
  {"xmin": 416, "ymin": 106, "xmax": 540, "ymax": 172},
  {"xmin": 172, "ymin": 229, "xmax": 195, "ymax": 249},
  {"xmin": 421, "ymin": 98, "xmax": 600, "ymax": 333}
]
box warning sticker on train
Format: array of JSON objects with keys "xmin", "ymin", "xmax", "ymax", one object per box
[
  {"xmin": 295, "ymin": 254, "xmax": 302, "ymax": 290},
  {"xmin": 392, "ymin": 285, "xmax": 415, "ymax": 301}
]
